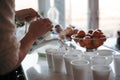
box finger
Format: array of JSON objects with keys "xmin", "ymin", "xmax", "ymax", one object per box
[
  {"xmin": 25, "ymin": 14, "xmax": 40, "ymax": 22},
  {"xmin": 42, "ymin": 18, "xmax": 52, "ymax": 25},
  {"xmin": 28, "ymin": 8, "xmax": 40, "ymax": 17},
  {"xmin": 25, "ymin": 16, "xmax": 33, "ymax": 22},
  {"xmin": 44, "ymin": 24, "xmax": 53, "ymax": 32}
]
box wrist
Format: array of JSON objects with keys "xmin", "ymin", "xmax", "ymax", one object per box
[{"xmin": 25, "ymin": 32, "xmax": 37, "ymax": 42}]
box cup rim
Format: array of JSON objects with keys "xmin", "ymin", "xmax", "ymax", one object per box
[
  {"xmin": 97, "ymin": 49, "xmax": 115, "ymax": 56},
  {"xmin": 45, "ymin": 48, "xmax": 57, "ymax": 53},
  {"xmin": 71, "ymin": 59, "xmax": 89, "ymax": 66},
  {"xmin": 90, "ymin": 56, "xmax": 107, "ymax": 60},
  {"xmin": 66, "ymin": 49, "xmax": 83, "ymax": 55},
  {"xmin": 63, "ymin": 54, "xmax": 80, "ymax": 58}
]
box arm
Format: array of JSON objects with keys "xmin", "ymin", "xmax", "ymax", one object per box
[
  {"xmin": 0, "ymin": 1, "xmax": 52, "ymax": 75},
  {"xmin": 15, "ymin": 19, "xmax": 53, "ymax": 68},
  {"xmin": 15, "ymin": 8, "xmax": 40, "ymax": 22}
]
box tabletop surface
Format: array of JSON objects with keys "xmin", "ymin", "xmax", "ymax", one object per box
[
  {"xmin": 22, "ymin": 47, "xmax": 119, "ymax": 80},
  {"xmin": 22, "ymin": 53, "xmax": 74, "ymax": 80}
]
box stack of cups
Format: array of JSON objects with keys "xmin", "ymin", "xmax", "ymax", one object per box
[
  {"xmin": 82, "ymin": 49, "xmax": 114, "ymax": 80},
  {"xmin": 83, "ymin": 51, "xmax": 98, "ymax": 65},
  {"xmin": 63, "ymin": 49, "xmax": 83, "ymax": 76},
  {"xmin": 71, "ymin": 59, "xmax": 90, "ymax": 80},
  {"xmin": 46, "ymin": 47, "xmax": 66, "ymax": 73},
  {"xmin": 89, "ymin": 49, "xmax": 115, "ymax": 80},
  {"xmin": 90, "ymin": 56, "xmax": 109, "ymax": 65},
  {"xmin": 91, "ymin": 65, "xmax": 111, "ymax": 80},
  {"xmin": 97, "ymin": 49, "xmax": 114, "ymax": 65},
  {"xmin": 52, "ymin": 48, "xmax": 66, "ymax": 73},
  {"xmin": 45, "ymin": 48, "xmax": 57, "ymax": 69},
  {"xmin": 114, "ymin": 54, "xmax": 120, "ymax": 80}
]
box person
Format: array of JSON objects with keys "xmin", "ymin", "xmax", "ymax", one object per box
[{"xmin": 0, "ymin": 0, "xmax": 53, "ymax": 79}]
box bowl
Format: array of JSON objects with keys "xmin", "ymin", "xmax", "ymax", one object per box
[{"xmin": 71, "ymin": 34, "xmax": 107, "ymax": 50}]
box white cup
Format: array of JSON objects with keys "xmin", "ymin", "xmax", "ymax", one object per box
[
  {"xmin": 90, "ymin": 56, "xmax": 108, "ymax": 65},
  {"xmin": 91, "ymin": 65, "xmax": 111, "ymax": 80},
  {"xmin": 97, "ymin": 49, "xmax": 114, "ymax": 65},
  {"xmin": 71, "ymin": 59, "xmax": 90, "ymax": 80},
  {"xmin": 83, "ymin": 51, "xmax": 98, "ymax": 64},
  {"xmin": 114, "ymin": 54, "xmax": 120, "ymax": 77},
  {"xmin": 63, "ymin": 54, "xmax": 80, "ymax": 76},
  {"xmin": 45, "ymin": 48, "xmax": 57, "ymax": 69},
  {"xmin": 66, "ymin": 49, "xmax": 83, "ymax": 56},
  {"xmin": 52, "ymin": 49, "xmax": 65, "ymax": 73}
]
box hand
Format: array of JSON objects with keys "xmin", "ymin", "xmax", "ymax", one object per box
[
  {"xmin": 27, "ymin": 18, "xmax": 53, "ymax": 39},
  {"xmin": 16, "ymin": 8, "xmax": 40, "ymax": 22}
]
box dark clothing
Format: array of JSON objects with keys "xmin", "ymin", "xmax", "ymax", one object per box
[{"xmin": 0, "ymin": 65, "xmax": 26, "ymax": 80}]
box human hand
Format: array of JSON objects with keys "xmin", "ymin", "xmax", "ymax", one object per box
[
  {"xmin": 27, "ymin": 18, "xmax": 53, "ymax": 39},
  {"xmin": 16, "ymin": 8, "xmax": 40, "ymax": 22}
]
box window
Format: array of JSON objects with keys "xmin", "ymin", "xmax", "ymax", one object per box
[
  {"xmin": 15, "ymin": 0, "xmax": 38, "ymax": 11},
  {"xmin": 65, "ymin": 0, "xmax": 120, "ymax": 36},
  {"xmin": 15, "ymin": 0, "xmax": 120, "ymax": 36},
  {"xmin": 65, "ymin": 0, "xmax": 88, "ymax": 30},
  {"xmin": 99, "ymin": 0, "xmax": 120, "ymax": 36}
]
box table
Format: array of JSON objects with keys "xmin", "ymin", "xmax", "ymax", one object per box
[
  {"xmin": 21, "ymin": 45, "xmax": 119, "ymax": 80},
  {"xmin": 22, "ymin": 53, "xmax": 73, "ymax": 80}
]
